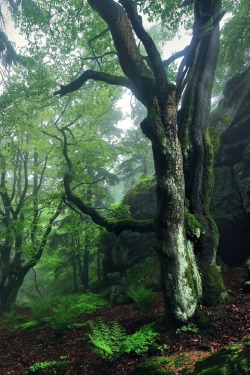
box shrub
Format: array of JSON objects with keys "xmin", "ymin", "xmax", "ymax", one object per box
[
  {"xmin": 28, "ymin": 295, "xmax": 53, "ymax": 322},
  {"xmin": 28, "ymin": 293, "xmax": 108, "ymax": 332}
]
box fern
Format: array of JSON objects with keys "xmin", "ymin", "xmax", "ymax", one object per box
[
  {"xmin": 87, "ymin": 320, "xmax": 125, "ymax": 358},
  {"xmin": 28, "ymin": 293, "xmax": 108, "ymax": 332},
  {"xmin": 87, "ymin": 320, "xmax": 158, "ymax": 359},
  {"xmin": 122, "ymin": 323, "xmax": 158, "ymax": 355}
]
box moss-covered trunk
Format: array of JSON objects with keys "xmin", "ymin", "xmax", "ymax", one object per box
[
  {"xmin": 141, "ymin": 96, "xmax": 202, "ymax": 325},
  {"xmin": 178, "ymin": 0, "xmax": 226, "ymax": 305}
]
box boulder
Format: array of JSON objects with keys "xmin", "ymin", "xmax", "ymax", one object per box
[{"xmin": 211, "ymin": 67, "xmax": 250, "ymax": 266}]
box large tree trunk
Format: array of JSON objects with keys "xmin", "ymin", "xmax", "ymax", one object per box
[
  {"xmin": 178, "ymin": 0, "xmax": 226, "ymax": 306},
  {"xmin": 141, "ymin": 95, "xmax": 202, "ymax": 324}
]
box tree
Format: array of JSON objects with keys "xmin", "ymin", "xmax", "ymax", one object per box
[
  {"xmin": 0, "ymin": 64, "xmax": 65, "ymax": 312},
  {"xmin": 0, "ymin": 129, "xmax": 62, "ymax": 312},
  {"xmin": 50, "ymin": 0, "xmax": 227, "ymax": 326}
]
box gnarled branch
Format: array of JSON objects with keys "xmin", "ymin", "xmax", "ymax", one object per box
[
  {"xmin": 59, "ymin": 127, "xmax": 154, "ymax": 235},
  {"xmin": 54, "ymin": 69, "xmax": 135, "ymax": 96}
]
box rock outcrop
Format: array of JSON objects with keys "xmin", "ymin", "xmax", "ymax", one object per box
[
  {"xmin": 101, "ymin": 177, "xmax": 157, "ymax": 280},
  {"xmin": 211, "ymin": 67, "xmax": 250, "ymax": 265}
]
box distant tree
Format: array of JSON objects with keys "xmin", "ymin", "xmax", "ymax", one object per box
[{"xmin": 0, "ymin": 125, "xmax": 62, "ymax": 312}]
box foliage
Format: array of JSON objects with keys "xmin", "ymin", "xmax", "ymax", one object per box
[
  {"xmin": 27, "ymin": 295, "xmax": 53, "ymax": 322},
  {"xmin": 27, "ymin": 358, "xmax": 71, "ymax": 373},
  {"xmin": 176, "ymin": 323, "xmax": 199, "ymax": 334},
  {"xmin": 87, "ymin": 320, "xmax": 157, "ymax": 359},
  {"xmin": 215, "ymin": 0, "xmax": 250, "ymax": 92},
  {"xmin": 127, "ymin": 285, "xmax": 156, "ymax": 312},
  {"xmin": 137, "ymin": 0, "xmax": 193, "ymax": 32},
  {"xmin": 28, "ymin": 293, "xmax": 109, "ymax": 331},
  {"xmin": 109, "ymin": 201, "xmax": 132, "ymax": 220},
  {"xmin": 87, "ymin": 320, "xmax": 126, "ymax": 358},
  {"xmin": 17, "ymin": 320, "xmax": 38, "ymax": 330},
  {"xmin": 121, "ymin": 323, "xmax": 158, "ymax": 355}
]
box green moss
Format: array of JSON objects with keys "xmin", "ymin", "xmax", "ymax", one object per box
[
  {"xmin": 106, "ymin": 218, "xmax": 154, "ymax": 234},
  {"xmin": 204, "ymin": 131, "xmax": 214, "ymax": 213},
  {"xmin": 245, "ymin": 258, "xmax": 250, "ymax": 268},
  {"xmin": 184, "ymin": 210, "xmax": 204, "ymax": 239},
  {"xmin": 220, "ymin": 113, "xmax": 232, "ymax": 125},
  {"xmin": 202, "ymin": 263, "xmax": 226, "ymax": 306},
  {"xmin": 244, "ymin": 337, "xmax": 250, "ymax": 347},
  {"xmin": 229, "ymin": 345, "xmax": 241, "ymax": 352},
  {"xmin": 184, "ymin": 243, "xmax": 202, "ymax": 301},
  {"xmin": 123, "ymin": 176, "xmax": 155, "ymax": 208},
  {"xmin": 127, "ymin": 257, "xmax": 160, "ymax": 290},
  {"xmin": 136, "ymin": 357, "xmax": 174, "ymax": 375},
  {"xmin": 208, "ymin": 126, "xmax": 221, "ymax": 154},
  {"xmin": 205, "ymin": 81, "xmax": 212, "ymax": 90},
  {"xmin": 193, "ymin": 341, "xmax": 250, "ymax": 374}
]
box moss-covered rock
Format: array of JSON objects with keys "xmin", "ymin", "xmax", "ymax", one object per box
[
  {"xmin": 245, "ymin": 257, "xmax": 250, "ymax": 279},
  {"xmin": 243, "ymin": 280, "xmax": 250, "ymax": 293},
  {"xmin": 210, "ymin": 69, "xmax": 250, "ymax": 267},
  {"xmin": 127, "ymin": 257, "xmax": 160, "ymax": 290},
  {"xmin": 101, "ymin": 177, "xmax": 156, "ymax": 279},
  {"xmin": 193, "ymin": 340, "xmax": 250, "ymax": 374},
  {"xmin": 136, "ymin": 358, "xmax": 174, "ymax": 375}
]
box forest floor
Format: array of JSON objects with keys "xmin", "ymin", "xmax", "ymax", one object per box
[{"xmin": 0, "ymin": 269, "xmax": 250, "ymax": 375}]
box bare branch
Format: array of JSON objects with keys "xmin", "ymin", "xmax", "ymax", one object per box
[
  {"xmin": 80, "ymin": 51, "xmax": 117, "ymax": 65},
  {"xmin": 88, "ymin": 28, "xmax": 109, "ymax": 69},
  {"xmin": 163, "ymin": 46, "xmax": 191, "ymax": 67}
]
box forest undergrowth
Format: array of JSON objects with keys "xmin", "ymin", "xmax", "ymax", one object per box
[{"xmin": 0, "ymin": 269, "xmax": 249, "ymax": 375}]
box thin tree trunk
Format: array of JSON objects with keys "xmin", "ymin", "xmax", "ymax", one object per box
[
  {"xmin": 72, "ymin": 259, "xmax": 79, "ymax": 293},
  {"xmin": 82, "ymin": 249, "xmax": 90, "ymax": 291},
  {"xmin": 97, "ymin": 249, "xmax": 101, "ymax": 282}
]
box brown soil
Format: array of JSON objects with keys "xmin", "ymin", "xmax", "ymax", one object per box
[{"xmin": 0, "ymin": 269, "xmax": 249, "ymax": 374}]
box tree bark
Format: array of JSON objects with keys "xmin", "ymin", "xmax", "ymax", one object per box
[{"xmin": 178, "ymin": 0, "xmax": 226, "ymax": 306}]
